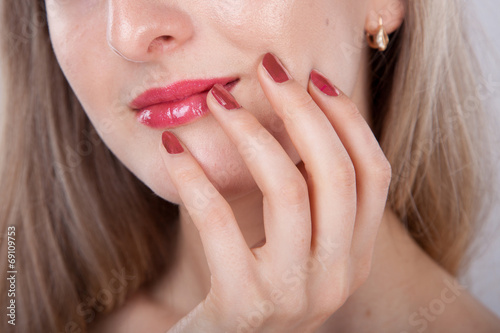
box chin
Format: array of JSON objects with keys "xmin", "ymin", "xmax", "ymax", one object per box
[{"xmin": 134, "ymin": 146, "xmax": 259, "ymax": 206}]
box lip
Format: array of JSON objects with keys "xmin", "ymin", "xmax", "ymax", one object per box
[{"xmin": 131, "ymin": 77, "xmax": 239, "ymax": 129}]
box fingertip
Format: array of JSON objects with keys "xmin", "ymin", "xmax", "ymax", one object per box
[
  {"xmin": 257, "ymin": 52, "xmax": 294, "ymax": 91},
  {"xmin": 261, "ymin": 52, "xmax": 292, "ymax": 84},
  {"xmin": 309, "ymin": 69, "xmax": 340, "ymax": 97},
  {"xmin": 208, "ymin": 83, "xmax": 242, "ymax": 111},
  {"xmin": 161, "ymin": 130, "xmax": 184, "ymax": 155}
]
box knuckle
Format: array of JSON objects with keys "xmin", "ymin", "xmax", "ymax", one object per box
[
  {"xmin": 309, "ymin": 310, "xmax": 336, "ymax": 328},
  {"xmin": 325, "ymin": 271, "xmax": 351, "ymax": 306},
  {"xmin": 335, "ymin": 279, "xmax": 351, "ymax": 306},
  {"xmin": 336, "ymin": 157, "xmax": 356, "ymax": 189},
  {"xmin": 227, "ymin": 284, "xmax": 273, "ymax": 321},
  {"xmin": 284, "ymin": 93, "xmax": 318, "ymax": 119},
  {"xmin": 354, "ymin": 254, "xmax": 374, "ymax": 288},
  {"xmin": 277, "ymin": 177, "xmax": 308, "ymax": 206},
  {"xmin": 203, "ymin": 203, "xmax": 233, "ymax": 230},
  {"xmin": 232, "ymin": 113, "xmax": 261, "ymax": 134},
  {"xmin": 279, "ymin": 295, "xmax": 309, "ymax": 321},
  {"xmin": 175, "ymin": 167, "xmax": 202, "ymax": 184},
  {"xmin": 295, "ymin": 93, "xmax": 318, "ymax": 112},
  {"xmin": 355, "ymin": 267, "xmax": 371, "ymax": 289},
  {"xmin": 344, "ymin": 100, "xmax": 362, "ymax": 119},
  {"xmin": 309, "ymin": 288, "xmax": 345, "ymax": 322},
  {"xmin": 370, "ymin": 154, "xmax": 392, "ymax": 188}
]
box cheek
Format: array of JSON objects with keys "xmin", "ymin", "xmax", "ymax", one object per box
[
  {"xmin": 49, "ymin": 20, "xmax": 106, "ymax": 120},
  {"xmin": 45, "ymin": 0, "xmax": 366, "ymax": 203},
  {"xmin": 48, "ymin": 11, "xmax": 138, "ymax": 159},
  {"xmin": 48, "ymin": 19, "xmax": 171, "ymax": 199},
  {"xmin": 209, "ymin": 0, "xmax": 364, "ymax": 91}
]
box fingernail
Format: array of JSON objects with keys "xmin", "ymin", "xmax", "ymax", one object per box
[
  {"xmin": 162, "ymin": 131, "xmax": 184, "ymax": 154},
  {"xmin": 310, "ymin": 70, "xmax": 339, "ymax": 97},
  {"xmin": 262, "ymin": 53, "xmax": 291, "ymax": 83},
  {"xmin": 211, "ymin": 84, "xmax": 241, "ymax": 110}
]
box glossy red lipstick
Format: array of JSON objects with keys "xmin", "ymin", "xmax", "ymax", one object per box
[{"xmin": 131, "ymin": 77, "xmax": 239, "ymax": 129}]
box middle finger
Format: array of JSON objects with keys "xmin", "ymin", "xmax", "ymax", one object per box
[
  {"xmin": 206, "ymin": 83, "xmax": 312, "ymax": 268},
  {"xmin": 257, "ymin": 53, "xmax": 358, "ymax": 262}
]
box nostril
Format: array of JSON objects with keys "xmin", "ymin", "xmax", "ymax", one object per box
[
  {"xmin": 148, "ymin": 35, "xmax": 174, "ymax": 52},
  {"xmin": 159, "ymin": 35, "xmax": 173, "ymax": 42}
]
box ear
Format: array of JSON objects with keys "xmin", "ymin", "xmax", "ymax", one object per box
[{"xmin": 365, "ymin": 0, "xmax": 405, "ymax": 35}]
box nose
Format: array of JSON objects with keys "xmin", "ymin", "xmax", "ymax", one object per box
[{"xmin": 107, "ymin": 0, "xmax": 194, "ymax": 63}]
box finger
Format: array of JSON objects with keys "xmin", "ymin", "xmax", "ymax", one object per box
[
  {"xmin": 159, "ymin": 131, "xmax": 255, "ymax": 280},
  {"xmin": 206, "ymin": 84, "xmax": 312, "ymax": 266},
  {"xmin": 257, "ymin": 53, "xmax": 358, "ymax": 261},
  {"xmin": 307, "ymin": 69, "xmax": 392, "ymax": 263}
]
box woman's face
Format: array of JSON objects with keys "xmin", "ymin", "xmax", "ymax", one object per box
[{"xmin": 45, "ymin": 0, "xmax": 370, "ymax": 203}]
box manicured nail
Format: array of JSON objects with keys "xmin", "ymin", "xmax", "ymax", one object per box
[
  {"xmin": 262, "ymin": 53, "xmax": 291, "ymax": 83},
  {"xmin": 162, "ymin": 131, "xmax": 184, "ymax": 154},
  {"xmin": 211, "ymin": 84, "xmax": 241, "ymax": 110},
  {"xmin": 310, "ymin": 70, "xmax": 339, "ymax": 97}
]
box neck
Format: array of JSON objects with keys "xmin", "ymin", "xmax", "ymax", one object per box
[
  {"xmin": 320, "ymin": 207, "xmax": 454, "ymax": 332},
  {"xmin": 153, "ymin": 189, "xmax": 266, "ymax": 313},
  {"xmin": 152, "ymin": 195, "xmax": 449, "ymax": 331}
]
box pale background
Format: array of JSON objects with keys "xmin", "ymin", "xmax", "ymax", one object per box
[
  {"xmin": 461, "ymin": 0, "xmax": 500, "ymax": 317},
  {"xmin": 0, "ymin": 0, "xmax": 499, "ymax": 318}
]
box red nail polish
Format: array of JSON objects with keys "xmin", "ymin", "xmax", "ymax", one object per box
[
  {"xmin": 162, "ymin": 131, "xmax": 184, "ymax": 154},
  {"xmin": 211, "ymin": 83, "xmax": 241, "ymax": 110},
  {"xmin": 262, "ymin": 53, "xmax": 291, "ymax": 83},
  {"xmin": 310, "ymin": 70, "xmax": 339, "ymax": 97}
]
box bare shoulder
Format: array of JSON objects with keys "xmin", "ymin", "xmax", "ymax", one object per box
[
  {"xmin": 371, "ymin": 209, "xmax": 500, "ymax": 333},
  {"xmin": 88, "ymin": 292, "xmax": 180, "ymax": 333},
  {"xmin": 424, "ymin": 282, "xmax": 500, "ymax": 333},
  {"xmin": 392, "ymin": 236, "xmax": 500, "ymax": 332}
]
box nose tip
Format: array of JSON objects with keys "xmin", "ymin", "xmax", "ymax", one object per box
[{"xmin": 106, "ymin": 1, "xmax": 194, "ymax": 63}]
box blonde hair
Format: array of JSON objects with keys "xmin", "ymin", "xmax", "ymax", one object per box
[{"xmin": 0, "ymin": 0, "xmax": 493, "ymax": 332}]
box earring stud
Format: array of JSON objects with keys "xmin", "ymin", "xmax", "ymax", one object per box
[{"xmin": 366, "ymin": 17, "xmax": 389, "ymax": 51}]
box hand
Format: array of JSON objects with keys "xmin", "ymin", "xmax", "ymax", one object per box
[{"xmin": 161, "ymin": 53, "xmax": 392, "ymax": 333}]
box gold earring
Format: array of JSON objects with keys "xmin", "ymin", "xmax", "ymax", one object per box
[{"xmin": 366, "ymin": 17, "xmax": 389, "ymax": 51}]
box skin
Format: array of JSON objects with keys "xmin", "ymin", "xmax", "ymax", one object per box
[{"xmin": 44, "ymin": 0, "xmax": 500, "ymax": 331}]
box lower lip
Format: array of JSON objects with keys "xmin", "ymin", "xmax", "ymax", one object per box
[{"xmin": 136, "ymin": 80, "xmax": 239, "ymax": 129}]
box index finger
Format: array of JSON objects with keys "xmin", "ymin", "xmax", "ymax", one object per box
[{"xmin": 159, "ymin": 131, "xmax": 256, "ymax": 281}]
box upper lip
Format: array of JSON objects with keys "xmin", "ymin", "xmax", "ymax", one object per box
[{"xmin": 130, "ymin": 77, "xmax": 239, "ymax": 110}]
